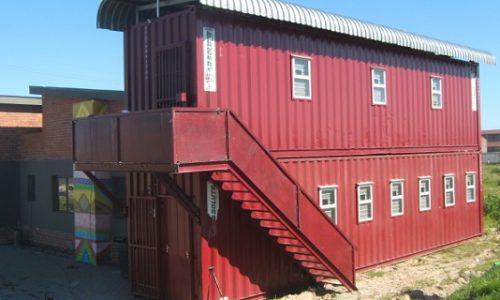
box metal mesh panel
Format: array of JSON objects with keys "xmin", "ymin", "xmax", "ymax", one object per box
[
  {"xmin": 155, "ymin": 43, "xmax": 188, "ymax": 108},
  {"xmin": 128, "ymin": 173, "xmax": 161, "ymax": 299}
]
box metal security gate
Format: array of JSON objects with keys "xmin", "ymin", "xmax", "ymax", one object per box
[
  {"xmin": 154, "ymin": 42, "xmax": 189, "ymax": 108},
  {"xmin": 128, "ymin": 173, "xmax": 196, "ymax": 299},
  {"xmin": 128, "ymin": 173, "xmax": 161, "ymax": 299}
]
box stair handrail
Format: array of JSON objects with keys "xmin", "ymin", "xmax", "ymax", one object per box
[{"xmin": 225, "ymin": 110, "xmax": 354, "ymax": 248}]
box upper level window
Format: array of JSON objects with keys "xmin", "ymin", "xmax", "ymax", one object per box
[
  {"xmin": 53, "ymin": 176, "xmax": 74, "ymax": 213},
  {"xmin": 292, "ymin": 56, "xmax": 312, "ymax": 99},
  {"xmin": 357, "ymin": 183, "xmax": 373, "ymax": 222},
  {"xmin": 471, "ymin": 77, "xmax": 478, "ymax": 112},
  {"xmin": 466, "ymin": 172, "xmax": 476, "ymax": 203},
  {"xmin": 431, "ymin": 77, "xmax": 442, "ymax": 109},
  {"xmin": 444, "ymin": 175, "xmax": 455, "ymax": 207},
  {"xmin": 372, "ymin": 68, "xmax": 387, "ymax": 105},
  {"xmin": 419, "ymin": 177, "xmax": 431, "ymax": 211},
  {"xmin": 319, "ymin": 186, "xmax": 337, "ymax": 224},
  {"xmin": 390, "ymin": 180, "xmax": 404, "ymax": 216}
]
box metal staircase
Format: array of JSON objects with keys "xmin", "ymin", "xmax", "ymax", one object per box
[
  {"xmin": 72, "ymin": 107, "xmax": 357, "ymax": 291},
  {"xmin": 210, "ymin": 166, "xmax": 355, "ymax": 289}
]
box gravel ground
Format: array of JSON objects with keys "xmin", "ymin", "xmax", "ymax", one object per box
[
  {"xmin": 0, "ymin": 245, "xmax": 134, "ymax": 300},
  {"xmin": 278, "ymin": 229, "xmax": 500, "ymax": 299}
]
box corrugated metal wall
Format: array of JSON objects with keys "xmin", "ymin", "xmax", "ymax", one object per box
[
  {"xmin": 195, "ymin": 11, "xmax": 479, "ymax": 153},
  {"xmin": 280, "ymin": 152, "xmax": 482, "ymax": 269},
  {"xmin": 148, "ymin": 171, "xmax": 310, "ymax": 299},
  {"xmin": 123, "ymin": 6, "xmax": 484, "ymax": 297},
  {"xmin": 198, "ymin": 174, "xmax": 312, "ymax": 299}
]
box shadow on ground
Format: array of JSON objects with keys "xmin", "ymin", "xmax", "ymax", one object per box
[{"xmin": 0, "ymin": 245, "xmax": 135, "ymax": 300}]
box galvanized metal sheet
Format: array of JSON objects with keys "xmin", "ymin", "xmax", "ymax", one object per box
[{"xmin": 98, "ymin": 0, "xmax": 495, "ymax": 64}]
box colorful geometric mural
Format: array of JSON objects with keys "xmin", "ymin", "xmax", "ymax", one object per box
[
  {"xmin": 72, "ymin": 100, "xmax": 108, "ymax": 119},
  {"xmin": 73, "ymin": 100, "xmax": 114, "ymax": 265},
  {"xmin": 73, "ymin": 171, "xmax": 114, "ymax": 265}
]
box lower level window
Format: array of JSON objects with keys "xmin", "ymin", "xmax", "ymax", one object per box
[
  {"xmin": 319, "ymin": 186, "xmax": 337, "ymax": 224},
  {"xmin": 390, "ymin": 180, "xmax": 404, "ymax": 216},
  {"xmin": 466, "ymin": 173, "xmax": 476, "ymax": 203},
  {"xmin": 357, "ymin": 183, "xmax": 373, "ymax": 222},
  {"xmin": 419, "ymin": 177, "xmax": 431, "ymax": 211},
  {"xmin": 444, "ymin": 175, "xmax": 455, "ymax": 207},
  {"xmin": 53, "ymin": 176, "xmax": 74, "ymax": 213}
]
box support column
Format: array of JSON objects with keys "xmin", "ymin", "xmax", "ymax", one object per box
[{"xmin": 72, "ymin": 100, "xmax": 113, "ymax": 264}]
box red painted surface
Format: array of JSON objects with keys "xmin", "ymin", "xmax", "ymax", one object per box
[
  {"xmin": 194, "ymin": 10, "xmax": 479, "ymax": 153},
  {"xmin": 199, "ymin": 173, "xmax": 312, "ymax": 300},
  {"xmin": 159, "ymin": 195, "xmax": 193, "ymax": 299},
  {"xmin": 280, "ymin": 152, "xmax": 482, "ymax": 269},
  {"xmin": 97, "ymin": 4, "xmax": 486, "ymax": 299},
  {"xmin": 125, "ymin": 8, "xmax": 196, "ymax": 112}
]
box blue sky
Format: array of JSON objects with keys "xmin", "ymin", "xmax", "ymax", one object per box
[{"xmin": 0, "ymin": 0, "xmax": 498, "ymax": 129}]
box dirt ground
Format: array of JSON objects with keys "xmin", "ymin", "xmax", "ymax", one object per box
[{"xmin": 279, "ymin": 228, "xmax": 500, "ymax": 300}]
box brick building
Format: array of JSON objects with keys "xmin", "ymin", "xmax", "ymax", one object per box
[
  {"xmin": 0, "ymin": 87, "xmax": 126, "ymax": 253},
  {"xmin": 482, "ymin": 130, "xmax": 500, "ymax": 153},
  {"xmin": 482, "ymin": 130, "xmax": 500, "ymax": 163},
  {"xmin": 0, "ymin": 95, "xmax": 42, "ymax": 243}
]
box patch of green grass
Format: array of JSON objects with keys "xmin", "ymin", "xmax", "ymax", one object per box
[
  {"xmin": 365, "ymin": 270, "xmax": 385, "ymax": 278},
  {"xmin": 447, "ymin": 264, "xmax": 500, "ymax": 300},
  {"xmin": 483, "ymin": 165, "xmax": 500, "ymax": 228},
  {"xmin": 441, "ymin": 273, "xmax": 456, "ymax": 286}
]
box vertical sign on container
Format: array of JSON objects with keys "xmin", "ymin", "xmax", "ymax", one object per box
[
  {"xmin": 471, "ymin": 77, "xmax": 477, "ymax": 112},
  {"xmin": 203, "ymin": 27, "xmax": 217, "ymax": 92},
  {"xmin": 207, "ymin": 181, "xmax": 219, "ymax": 220}
]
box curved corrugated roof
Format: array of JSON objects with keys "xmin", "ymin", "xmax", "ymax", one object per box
[{"xmin": 97, "ymin": 0, "xmax": 496, "ymax": 65}]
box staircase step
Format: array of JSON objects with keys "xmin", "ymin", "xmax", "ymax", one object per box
[
  {"xmin": 241, "ymin": 202, "xmax": 268, "ymax": 211},
  {"xmin": 250, "ymin": 211, "xmax": 276, "ymax": 221},
  {"xmin": 259, "ymin": 220, "xmax": 286, "ymax": 230},
  {"xmin": 222, "ymin": 182, "xmax": 248, "ymax": 192},
  {"xmin": 276, "ymin": 237, "xmax": 303, "ymax": 246},
  {"xmin": 300, "ymin": 261, "xmax": 328, "ymax": 271},
  {"xmin": 268, "ymin": 229, "xmax": 294, "ymax": 238},
  {"xmin": 308, "ymin": 269, "xmax": 335, "ymax": 278},
  {"xmin": 293, "ymin": 253, "xmax": 319, "ymax": 262},
  {"xmin": 232, "ymin": 192, "xmax": 258, "ymax": 202},
  {"xmin": 285, "ymin": 246, "xmax": 311, "ymax": 255},
  {"xmin": 211, "ymin": 171, "xmax": 238, "ymax": 182}
]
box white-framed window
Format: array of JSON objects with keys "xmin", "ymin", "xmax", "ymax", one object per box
[
  {"xmin": 466, "ymin": 172, "xmax": 476, "ymax": 203},
  {"xmin": 390, "ymin": 180, "xmax": 404, "ymax": 216},
  {"xmin": 319, "ymin": 185, "xmax": 337, "ymax": 224},
  {"xmin": 444, "ymin": 174, "xmax": 455, "ymax": 207},
  {"xmin": 419, "ymin": 177, "xmax": 431, "ymax": 211},
  {"xmin": 357, "ymin": 183, "xmax": 373, "ymax": 222},
  {"xmin": 292, "ymin": 56, "xmax": 312, "ymax": 99},
  {"xmin": 431, "ymin": 77, "xmax": 442, "ymax": 109},
  {"xmin": 372, "ymin": 68, "xmax": 387, "ymax": 105},
  {"xmin": 471, "ymin": 77, "xmax": 478, "ymax": 112}
]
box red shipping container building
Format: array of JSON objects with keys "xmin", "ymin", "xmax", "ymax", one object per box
[{"xmin": 73, "ymin": 0, "xmax": 495, "ymax": 299}]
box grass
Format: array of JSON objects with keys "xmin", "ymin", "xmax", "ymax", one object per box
[
  {"xmin": 447, "ymin": 263, "xmax": 500, "ymax": 300},
  {"xmin": 444, "ymin": 164, "xmax": 500, "ymax": 300},
  {"xmin": 365, "ymin": 270, "xmax": 385, "ymax": 278},
  {"xmin": 483, "ymin": 164, "xmax": 500, "ymax": 228}
]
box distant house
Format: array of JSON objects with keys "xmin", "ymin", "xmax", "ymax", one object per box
[
  {"xmin": 482, "ymin": 130, "xmax": 500, "ymax": 153},
  {"xmin": 482, "ymin": 130, "xmax": 500, "ymax": 163},
  {"xmin": 0, "ymin": 87, "xmax": 126, "ymax": 257}
]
